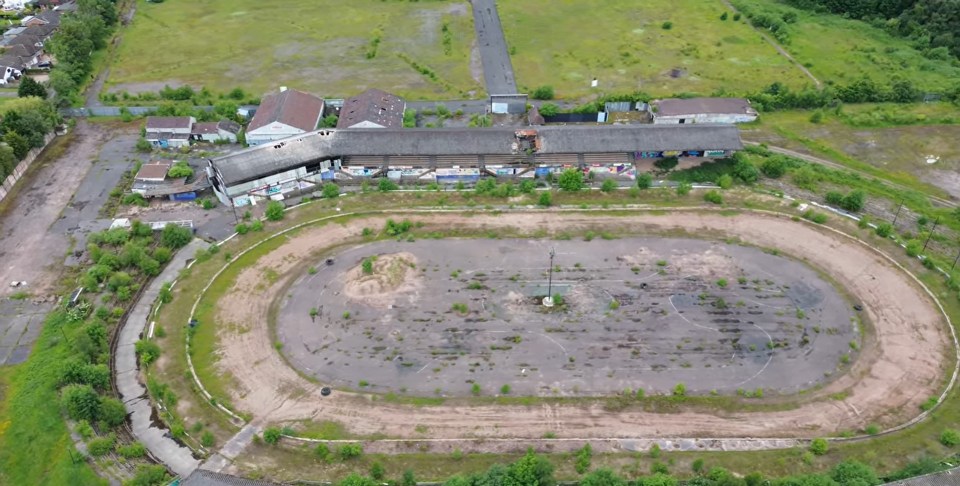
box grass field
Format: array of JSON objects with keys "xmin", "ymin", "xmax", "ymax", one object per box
[
  {"xmin": 733, "ymin": 0, "xmax": 960, "ymax": 91},
  {"xmin": 744, "ymin": 103, "xmax": 960, "ymax": 199},
  {"xmin": 108, "ymin": 0, "xmax": 481, "ymax": 100},
  {"xmin": 498, "ymin": 0, "xmax": 805, "ymax": 99}
]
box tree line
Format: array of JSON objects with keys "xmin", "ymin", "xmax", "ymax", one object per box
[
  {"xmin": 0, "ymin": 97, "xmax": 60, "ymax": 182},
  {"xmin": 781, "ymin": 0, "xmax": 960, "ymax": 61},
  {"xmin": 47, "ymin": 0, "xmax": 119, "ymax": 105}
]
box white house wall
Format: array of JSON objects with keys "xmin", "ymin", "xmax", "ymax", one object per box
[
  {"xmin": 246, "ymin": 121, "xmax": 307, "ymax": 146},
  {"xmin": 653, "ymin": 113, "xmax": 757, "ymax": 124}
]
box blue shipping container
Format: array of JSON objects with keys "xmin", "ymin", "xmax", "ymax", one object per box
[{"xmin": 170, "ymin": 192, "xmax": 197, "ymax": 201}]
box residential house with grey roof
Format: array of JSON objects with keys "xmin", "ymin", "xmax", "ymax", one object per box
[{"xmin": 245, "ymin": 87, "xmax": 324, "ymax": 146}]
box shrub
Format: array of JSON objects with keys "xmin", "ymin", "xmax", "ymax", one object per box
[
  {"xmin": 378, "ymin": 178, "xmax": 399, "ymax": 192},
  {"xmin": 201, "ymin": 198, "xmax": 216, "ymax": 210},
  {"xmin": 906, "ymin": 240, "xmax": 922, "ymax": 257},
  {"xmin": 87, "ymin": 434, "xmax": 115, "ymax": 456},
  {"xmin": 673, "ymin": 383, "xmax": 686, "ymax": 396},
  {"xmin": 941, "ymin": 429, "xmax": 960, "ymax": 447},
  {"xmin": 500, "ymin": 384, "xmax": 511, "ymax": 394},
  {"xmin": 314, "ymin": 443, "xmax": 330, "ymax": 460},
  {"xmin": 760, "ymin": 157, "xmax": 787, "ymax": 178},
  {"xmin": 717, "ymin": 174, "xmax": 733, "ymax": 189},
  {"xmin": 118, "ymin": 442, "xmax": 146, "ymax": 458},
  {"xmin": 720, "ymin": 12, "xmax": 728, "ymax": 20},
  {"xmin": 161, "ymin": 224, "xmax": 193, "ymax": 249},
  {"xmin": 692, "ymin": 458, "xmax": 705, "ymax": 473},
  {"xmin": 676, "ymin": 182, "xmax": 692, "ymax": 196},
  {"xmin": 826, "ymin": 191, "xmax": 844, "ymax": 205},
  {"xmin": 531, "ymin": 85, "xmax": 555, "ymax": 100},
  {"xmin": 654, "ymin": 157, "xmax": 679, "ymax": 171},
  {"xmin": 339, "ymin": 443, "xmax": 363, "ymax": 459},
  {"xmin": 250, "ymin": 220, "xmax": 264, "ymax": 232},
  {"xmin": 129, "ymin": 465, "xmax": 169, "ymax": 486},
  {"xmin": 61, "ymin": 384, "xmax": 101, "ymax": 422},
  {"xmin": 575, "ymin": 443, "xmax": 592, "ymax": 474},
  {"xmin": 60, "ymin": 360, "xmax": 110, "ymax": 391},
  {"xmin": 519, "ymin": 179, "xmax": 536, "ymax": 194},
  {"xmin": 265, "ymin": 201, "xmax": 285, "ymax": 221},
  {"xmin": 201, "ymin": 431, "xmax": 215, "ymax": 447},
  {"xmin": 538, "ymin": 191, "xmax": 552, "ymax": 207},
  {"xmin": 322, "ymin": 183, "xmax": 340, "ymax": 199},
  {"xmin": 558, "ymin": 169, "xmax": 584, "ymax": 191},
  {"xmin": 600, "ymin": 178, "xmax": 617, "ymax": 193},
  {"xmin": 385, "ymin": 219, "xmax": 413, "ymax": 236},
  {"xmin": 841, "ymin": 190, "xmax": 866, "ymax": 212},
  {"xmin": 135, "ymin": 138, "xmax": 152, "ymax": 152},
  {"xmin": 637, "ymin": 173, "xmax": 653, "ymax": 189},
  {"xmin": 662, "ymin": 21, "xmax": 673, "ymax": 29},
  {"xmin": 732, "ymin": 158, "xmax": 759, "ymax": 183},
  {"xmin": 135, "ymin": 339, "xmax": 161, "ymax": 366},
  {"xmin": 262, "ymin": 427, "xmax": 282, "ymax": 445},
  {"xmin": 471, "ymin": 383, "xmax": 481, "ymax": 396},
  {"xmin": 704, "ymin": 190, "xmax": 723, "ymax": 204},
  {"xmin": 539, "ymin": 103, "xmax": 559, "ymax": 116},
  {"xmin": 99, "ymin": 397, "xmax": 127, "ymax": 427},
  {"xmin": 809, "ymin": 437, "xmax": 829, "ymax": 456},
  {"xmin": 370, "ymin": 462, "xmax": 385, "ymax": 480},
  {"xmin": 362, "ymin": 257, "xmax": 375, "ymax": 275},
  {"xmin": 875, "ymin": 222, "xmax": 894, "ymax": 237},
  {"xmin": 122, "ymin": 193, "xmax": 148, "ymax": 206},
  {"xmin": 235, "ymin": 223, "xmax": 249, "ymax": 235},
  {"xmin": 153, "ymin": 247, "xmax": 171, "ymax": 264}
]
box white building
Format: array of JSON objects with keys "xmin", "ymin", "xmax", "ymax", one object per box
[
  {"xmin": 651, "ymin": 98, "xmax": 758, "ymax": 125},
  {"xmin": 144, "ymin": 116, "xmax": 195, "ymax": 149},
  {"xmin": 245, "ymin": 88, "xmax": 324, "ymax": 147},
  {"xmin": 190, "ymin": 120, "xmax": 242, "ymax": 143}
]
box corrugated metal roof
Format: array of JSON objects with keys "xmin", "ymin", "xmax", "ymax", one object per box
[
  {"xmin": 247, "ymin": 89, "xmax": 324, "ymax": 133},
  {"xmin": 181, "ymin": 469, "xmax": 283, "ymax": 486},
  {"xmin": 210, "ymin": 124, "xmax": 742, "ymax": 186},
  {"xmin": 654, "ymin": 98, "xmax": 756, "ymax": 117}
]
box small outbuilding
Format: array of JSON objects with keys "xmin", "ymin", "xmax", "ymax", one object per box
[
  {"xmin": 651, "ymin": 98, "xmax": 758, "ymax": 125},
  {"xmin": 134, "ymin": 161, "xmax": 172, "ymax": 183},
  {"xmin": 337, "ymin": 88, "xmax": 405, "ymax": 129},
  {"xmin": 191, "ymin": 120, "xmax": 241, "ymax": 143},
  {"xmin": 145, "ymin": 116, "xmax": 195, "ymax": 148}
]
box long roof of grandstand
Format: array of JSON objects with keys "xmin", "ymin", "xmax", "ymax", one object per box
[{"xmin": 210, "ymin": 124, "xmax": 742, "ymax": 186}]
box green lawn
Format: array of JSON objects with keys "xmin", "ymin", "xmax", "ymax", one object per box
[
  {"xmin": 498, "ymin": 0, "xmax": 805, "ymax": 99},
  {"xmin": 733, "ymin": 0, "xmax": 960, "ymax": 91},
  {"xmin": 108, "ymin": 0, "xmax": 481, "ymax": 100}
]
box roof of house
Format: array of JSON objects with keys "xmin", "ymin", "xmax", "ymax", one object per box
[
  {"xmin": 211, "ymin": 124, "xmax": 743, "ymax": 186},
  {"xmin": 337, "ymin": 88, "xmax": 405, "ymax": 129},
  {"xmin": 36, "ymin": 10, "xmax": 61, "ymax": 27},
  {"xmin": 3, "ymin": 43, "xmax": 38, "ymax": 58},
  {"xmin": 247, "ymin": 89, "xmax": 324, "ymax": 134},
  {"xmin": 218, "ymin": 119, "xmax": 242, "ymax": 134},
  {"xmin": 134, "ymin": 161, "xmax": 171, "ymax": 181},
  {"xmin": 180, "ymin": 469, "xmax": 282, "ymax": 486},
  {"xmin": 654, "ymin": 98, "xmax": 757, "ymax": 117},
  {"xmin": 23, "ymin": 23, "xmax": 56, "ymax": 38},
  {"xmin": 0, "ymin": 55, "xmax": 25, "ymax": 70},
  {"xmin": 191, "ymin": 122, "xmax": 220, "ymax": 135},
  {"xmin": 8, "ymin": 34, "xmax": 42, "ymax": 48},
  {"xmin": 146, "ymin": 116, "xmax": 194, "ymax": 131},
  {"xmin": 883, "ymin": 467, "xmax": 960, "ymax": 486},
  {"xmin": 3, "ymin": 27, "xmax": 27, "ymax": 38}
]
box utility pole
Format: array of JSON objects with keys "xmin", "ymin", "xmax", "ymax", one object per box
[
  {"xmin": 544, "ymin": 247, "xmax": 556, "ymax": 306},
  {"xmin": 892, "ymin": 199, "xmax": 904, "ymax": 226},
  {"xmin": 922, "ymin": 217, "xmax": 940, "ymax": 252}
]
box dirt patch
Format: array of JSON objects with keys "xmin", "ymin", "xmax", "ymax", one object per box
[
  {"xmin": 199, "ymin": 211, "xmax": 949, "ymax": 440},
  {"xmin": 341, "ymin": 252, "xmax": 422, "ymax": 309}
]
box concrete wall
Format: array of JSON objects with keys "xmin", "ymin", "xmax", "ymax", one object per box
[
  {"xmin": 0, "ymin": 131, "xmax": 57, "ymax": 204},
  {"xmin": 653, "ymin": 113, "xmax": 757, "ymax": 124}
]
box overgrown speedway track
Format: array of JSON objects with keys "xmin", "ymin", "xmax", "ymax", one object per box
[{"xmin": 158, "ymin": 206, "xmax": 958, "ymax": 454}]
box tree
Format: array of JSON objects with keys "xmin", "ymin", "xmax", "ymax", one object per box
[
  {"xmin": 732, "ymin": 157, "xmax": 759, "ymax": 183},
  {"xmin": 0, "ymin": 144, "xmax": 14, "ymax": 180},
  {"xmin": 508, "ymin": 450, "xmax": 556, "ymax": 486},
  {"xmin": 531, "ymin": 85, "xmax": 555, "ymax": 100},
  {"xmin": 17, "ymin": 77, "xmax": 47, "ymax": 99},
  {"xmin": 4, "ymin": 131, "xmax": 30, "ymax": 160},
  {"xmin": 167, "ymin": 161, "xmax": 193, "ymax": 179},
  {"xmin": 61, "ymin": 384, "xmax": 102, "ymax": 422},
  {"xmin": 161, "ymin": 223, "xmax": 193, "ymax": 249},
  {"xmin": 557, "ymin": 169, "xmax": 584, "ymax": 191},
  {"xmin": 600, "ymin": 178, "xmax": 618, "ymax": 193},
  {"xmin": 580, "ymin": 469, "xmax": 626, "ymax": 486}
]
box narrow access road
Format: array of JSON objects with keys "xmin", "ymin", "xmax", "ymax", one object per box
[
  {"xmin": 470, "ymin": 0, "xmax": 518, "ymax": 95},
  {"xmin": 116, "ymin": 239, "xmax": 207, "ymax": 478},
  {"xmin": 718, "ymin": 0, "xmax": 822, "ymax": 89}
]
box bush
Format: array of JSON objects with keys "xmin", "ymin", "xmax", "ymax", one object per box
[
  {"xmin": 161, "ymin": 224, "xmax": 193, "ymax": 249},
  {"xmin": 122, "ymin": 193, "xmax": 148, "ymax": 207},
  {"xmin": 717, "ymin": 174, "xmax": 733, "ymax": 189},
  {"xmin": 135, "ymin": 138, "xmax": 152, "ymax": 153},
  {"xmin": 378, "ymin": 178, "xmax": 399, "ymax": 192},
  {"xmin": 676, "ymin": 182, "xmax": 692, "ymax": 196},
  {"xmin": 322, "ymin": 183, "xmax": 340, "ymax": 199},
  {"xmin": 99, "ymin": 397, "xmax": 127, "ymax": 427},
  {"xmin": 875, "ymin": 222, "xmax": 894, "ymax": 237},
  {"xmin": 262, "ymin": 427, "xmax": 282, "ymax": 445},
  {"xmin": 637, "ymin": 173, "xmax": 653, "ymax": 189},
  {"xmin": 654, "ymin": 157, "xmax": 679, "ymax": 171},
  {"xmin": 153, "ymin": 247, "xmax": 171, "ymax": 264},
  {"xmin": 371, "ymin": 462, "xmax": 385, "ymax": 480},
  {"xmin": 538, "ymin": 191, "xmax": 552, "ymax": 207},
  {"xmin": 87, "ymin": 434, "xmax": 115, "ymax": 456},
  {"xmin": 600, "ymin": 178, "xmax": 617, "ymax": 193},
  {"xmin": 662, "ymin": 21, "xmax": 673, "ymax": 29},
  {"xmin": 941, "ymin": 429, "xmax": 960, "ymax": 447},
  {"xmin": 673, "ymin": 383, "xmax": 686, "ymax": 396},
  {"xmin": 61, "ymin": 384, "xmax": 102, "ymax": 422},
  {"xmin": 841, "ymin": 190, "xmax": 866, "ymax": 212},
  {"xmin": 539, "ymin": 103, "xmax": 559, "ymax": 116},
  {"xmin": 201, "ymin": 431, "xmax": 215, "ymax": 447},
  {"xmin": 60, "ymin": 360, "xmax": 110, "ymax": 391},
  {"xmin": 761, "ymin": 157, "xmax": 787, "ymax": 178},
  {"xmin": 251, "ymin": 220, "xmax": 264, "ymax": 232},
  {"xmin": 575, "ymin": 443, "xmax": 592, "ymax": 474},
  {"xmin": 265, "ymin": 200, "xmax": 285, "ymax": 221},
  {"xmin": 704, "ymin": 190, "xmax": 723, "ymax": 204},
  {"xmin": 531, "ymin": 85, "xmax": 555, "ymax": 100},
  {"xmin": 339, "ymin": 443, "xmax": 364, "ymax": 459},
  {"xmin": 135, "ymin": 339, "xmax": 161, "ymax": 366},
  {"xmin": 129, "ymin": 465, "xmax": 170, "ymax": 486},
  {"xmin": 235, "ymin": 223, "xmax": 249, "ymax": 235},
  {"xmin": 732, "ymin": 158, "xmax": 759, "ymax": 183},
  {"xmin": 809, "ymin": 438, "xmax": 829, "ymax": 456},
  {"xmin": 118, "ymin": 442, "xmax": 146, "ymax": 458},
  {"xmin": 558, "ymin": 169, "xmax": 584, "ymax": 191}
]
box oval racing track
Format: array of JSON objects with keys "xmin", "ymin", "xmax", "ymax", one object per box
[{"xmin": 178, "ymin": 209, "xmax": 957, "ymax": 450}]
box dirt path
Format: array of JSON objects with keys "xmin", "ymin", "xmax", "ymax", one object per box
[
  {"xmin": 0, "ymin": 122, "xmax": 109, "ymax": 296},
  {"xmin": 206, "ymin": 211, "xmax": 948, "ymax": 440},
  {"xmin": 718, "ymin": 0, "xmax": 821, "ymax": 89}
]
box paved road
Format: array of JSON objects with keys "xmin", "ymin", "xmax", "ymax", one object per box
[
  {"xmin": 116, "ymin": 239, "xmax": 207, "ymax": 478},
  {"xmin": 470, "ymin": 0, "xmax": 518, "ymax": 95}
]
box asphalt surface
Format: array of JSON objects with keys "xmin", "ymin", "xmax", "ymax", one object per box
[
  {"xmin": 117, "ymin": 238, "xmax": 207, "ymax": 478},
  {"xmin": 0, "ymin": 300, "xmax": 51, "ymax": 365},
  {"xmin": 470, "ymin": 0, "xmax": 518, "ymax": 95}
]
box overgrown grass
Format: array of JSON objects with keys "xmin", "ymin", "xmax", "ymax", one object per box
[
  {"xmin": 0, "ymin": 312, "xmax": 106, "ymax": 485},
  {"xmin": 109, "ymin": 0, "xmax": 480, "ymax": 99}
]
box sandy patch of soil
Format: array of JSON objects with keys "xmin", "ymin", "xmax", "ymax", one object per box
[
  {"xmin": 342, "ymin": 252, "xmax": 422, "ymax": 309},
  {"xmin": 208, "ymin": 211, "xmax": 949, "ymax": 440}
]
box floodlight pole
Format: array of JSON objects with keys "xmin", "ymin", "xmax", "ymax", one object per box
[{"xmin": 547, "ymin": 247, "xmax": 556, "ymax": 299}]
